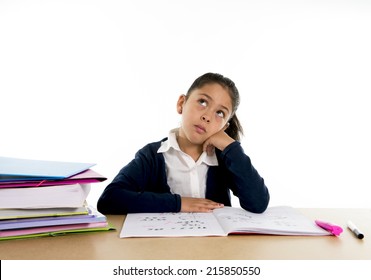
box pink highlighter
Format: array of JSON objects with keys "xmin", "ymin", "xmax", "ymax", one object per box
[{"xmin": 315, "ymin": 220, "xmax": 343, "ymax": 236}]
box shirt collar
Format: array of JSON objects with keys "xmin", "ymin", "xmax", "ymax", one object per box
[
  {"xmin": 157, "ymin": 128, "xmax": 181, "ymax": 153},
  {"xmin": 157, "ymin": 128, "xmax": 218, "ymax": 166}
]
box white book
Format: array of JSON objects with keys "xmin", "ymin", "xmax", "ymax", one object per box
[
  {"xmin": 120, "ymin": 206, "xmax": 330, "ymax": 238},
  {"xmin": 0, "ymin": 183, "xmax": 90, "ymax": 209}
]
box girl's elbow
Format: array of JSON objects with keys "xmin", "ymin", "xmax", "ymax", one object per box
[
  {"xmin": 241, "ymin": 194, "xmax": 270, "ymax": 214},
  {"xmin": 97, "ymin": 197, "xmax": 109, "ymax": 214}
]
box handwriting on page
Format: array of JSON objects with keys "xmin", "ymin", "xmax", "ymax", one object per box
[
  {"xmin": 219, "ymin": 216, "xmax": 296, "ymax": 226},
  {"xmin": 121, "ymin": 211, "xmax": 227, "ymax": 237},
  {"xmin": 121, "ymin": 211, "xmax": 228, "ymax": 237},
  {"xmin": 138, "ymin": 213, "xmax": 208, "ymax": 232},
  {"xmin": 218, "ymin": 212, "xmax": 299, "ymax": 227}
]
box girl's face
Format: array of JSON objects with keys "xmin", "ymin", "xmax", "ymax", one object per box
[{"xmin": 177, "ymin": 83, "xmax": 233, "ymax": 146}]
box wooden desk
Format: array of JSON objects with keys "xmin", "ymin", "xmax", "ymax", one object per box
[{"xmin": 0, "ymin": 208, "xmax": 370, "ymax": 260}]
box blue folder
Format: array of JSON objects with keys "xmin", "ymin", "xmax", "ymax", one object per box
[{"xmin": 0, "ymin": 156, "xmax": 95, "ymax": 181}]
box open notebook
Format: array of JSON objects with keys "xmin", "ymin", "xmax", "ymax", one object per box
[{"xmin": 120, "ymin": 206, "xmax": 330, "ymax": 238}]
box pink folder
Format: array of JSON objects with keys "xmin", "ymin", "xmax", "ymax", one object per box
[{"xmin": 0, "ymin": 169, "xmax": 106, "ymax": 188}]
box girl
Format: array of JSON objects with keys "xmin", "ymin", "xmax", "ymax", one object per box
[{"xmin": 97, "ymin": 73, "xmax": 269, "ymax": 214}]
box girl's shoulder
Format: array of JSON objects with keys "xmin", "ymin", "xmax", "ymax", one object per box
[
  {"xmin": 140, "ymin": 138, "xmax": 167, "ymax": 152},
  {"xmin": 135, "ymin": 138, "xmax": 168, "ymax": 159}
]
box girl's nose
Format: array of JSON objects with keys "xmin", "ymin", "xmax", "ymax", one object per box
[{"xmin": 201, "ymin": 115, "xmax": 210, "ymax": 123}]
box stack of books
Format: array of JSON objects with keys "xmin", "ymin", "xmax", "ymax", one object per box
[{"xmin": 0, "ymin": 156, "xmax": 113, "ymax": 241}]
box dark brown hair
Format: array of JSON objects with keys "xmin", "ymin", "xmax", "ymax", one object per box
[{"xmin": 186, "ymin": 72, "xmax": 243, "ymax": 141}]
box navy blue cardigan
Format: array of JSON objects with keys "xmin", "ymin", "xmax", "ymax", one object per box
[{"xmin": 97, "ymin": 140, "xmax": 269, "ymax": 214}]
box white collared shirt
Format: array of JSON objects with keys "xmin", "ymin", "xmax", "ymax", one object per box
[{"xmin": 157, "ymin": 129, "xmax": 218, "ymax": 198}]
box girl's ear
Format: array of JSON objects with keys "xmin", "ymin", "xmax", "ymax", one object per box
[
  {"xmin": 223, "ymin": 122, "xmax": 230, "ymax": 131},
  {"xmin": 177, "ymin": 94, "xmax": 186, "ymax": 114}
]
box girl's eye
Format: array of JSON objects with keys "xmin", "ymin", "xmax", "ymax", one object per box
[
  {"xmin": 199, "ymin": 99, "xmax": 208, "ymax": 107},
  {"xmin": 217, "ymin": 111, "xmax": 225, "ymax": 118}
]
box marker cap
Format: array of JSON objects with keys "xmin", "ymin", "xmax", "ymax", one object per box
[{"xmin": 315, "ymin": 220, "xmax": 343, "ymax": 236}]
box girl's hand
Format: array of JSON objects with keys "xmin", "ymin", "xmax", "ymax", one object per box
[
  {"xmin": 203, "ymin": 130, "xmax": 235, "ymax": 156},
  {"xmin": 181, "ymin": 197, "xmax": 224, "ymax": 212}
]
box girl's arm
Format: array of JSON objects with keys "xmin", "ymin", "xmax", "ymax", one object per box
[
  {"xmin": 202, "ymin": 130, "xmax": 269, "ymax": 213},
  {"xmin": 97, "ymin": 144, "xmax": 182, "ymax": 214},
  {"xmin": 219, "ymin": 141, "xmax": 270, "ymax": 213}
]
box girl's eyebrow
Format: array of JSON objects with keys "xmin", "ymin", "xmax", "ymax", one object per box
[{"xmin": 199, "ymin": 93, "xmax": 230, "ymax": 113}]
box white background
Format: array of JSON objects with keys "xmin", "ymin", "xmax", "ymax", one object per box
[{"xmin": 1, "ymin": 0, "xmax": 370, "ymax": 208}]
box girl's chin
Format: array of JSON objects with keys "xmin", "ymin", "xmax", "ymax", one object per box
[
  {"xmin": 182, "ymin": 136, "xmax": 206, "ymax": 147},
  {"xmin": 187, "ymin": 133, "xmax": 207, "ymax": 144},
  {"xmin": 179, "ymin": 128, "xmax": 207, "ymax": 145}
]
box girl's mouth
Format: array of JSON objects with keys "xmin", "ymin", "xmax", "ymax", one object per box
[{"xmin": 194, "ymin": 125, "xmax": 206, "ymax": 134}]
